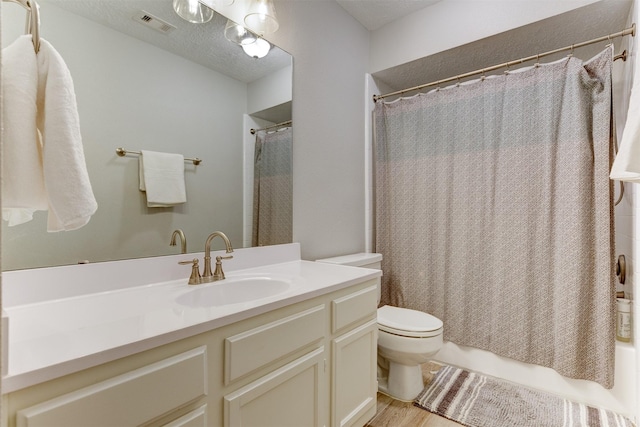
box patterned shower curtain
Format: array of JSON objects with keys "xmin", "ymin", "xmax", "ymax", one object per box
[
  {"xmin": 252, "ymin": 127, "xmax": 293, "ymax": 247},
  {"xmin": 374, "ymin": 48, "xmax": 616, "ymax": 388}
]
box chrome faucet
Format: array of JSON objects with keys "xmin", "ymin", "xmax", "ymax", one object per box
[
  {"xmin": 202, "ymin": 231, "xmax": 234, "ymax": 283},
  {"xmin": 170, "ymin": 229, "xmax": 187, "ymax": 254}
]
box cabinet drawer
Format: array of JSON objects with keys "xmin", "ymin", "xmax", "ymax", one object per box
[
  {"xmin": 225, "ymin": 305, "xmax": 325, "ymax": 385},
  {"xmin": 163, "ymin": 405, "xmax": 207, "ymax": 427},
  {"xmin": 17, "ymin": 347, "xmax": 207, "ymax": 427},
  {"xmin": 332, "ymin": 284, "xmax": 378, "ymax": 334}
]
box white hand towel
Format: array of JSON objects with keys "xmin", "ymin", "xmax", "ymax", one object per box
[
  {"xmin": 139, "ymin": 150, "xmax": 187, "ymax": 207},
  {"xmin": 1, "ymin": 35, "xmax": 97, "ymax": 231},
  {"xmin": 1, "ymin": 35, "xmax": 47, "ymax": 225},
  {"xmin": 36, "ymin": 38, "xmax": 98, "ymax": 231},
  {"xmin": 611, "ymin": 44, "xmax": 640, "ymax": 181}
]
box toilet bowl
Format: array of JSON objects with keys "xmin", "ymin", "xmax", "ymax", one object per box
[
  {"xmin": 315, "ymin": 253, "xmax": 444, "ymax": 402},
  {"xmin": 377, "ymin": 304, "xmax": 443, "ymax": 401}
]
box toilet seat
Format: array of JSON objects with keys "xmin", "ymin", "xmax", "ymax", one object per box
[{"xmin": 378, "ymin": 305, "xmax": 443, "ymax": 338}]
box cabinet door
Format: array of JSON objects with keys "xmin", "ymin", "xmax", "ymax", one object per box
[
  {"xmin": 332, "ymin": 319, "xmax": 378, "ymax": 427},
  {"xmin": 224, "ymin": 347, "xmax": 325, "ymax": 427}
]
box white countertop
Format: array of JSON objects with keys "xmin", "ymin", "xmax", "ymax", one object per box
[{"xmin": 2, "ymin": 245, "xmax": 381, "ymax": 393}]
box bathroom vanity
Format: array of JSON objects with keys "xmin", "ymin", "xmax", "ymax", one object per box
[{"xmin": 1, "ymin": 244, "xmax": 380, "ymax": 427}]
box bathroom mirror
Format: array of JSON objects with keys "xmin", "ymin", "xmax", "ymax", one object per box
[{"xmin": 1, "ymin": 0, "xmax": 293, "ymax": 270}]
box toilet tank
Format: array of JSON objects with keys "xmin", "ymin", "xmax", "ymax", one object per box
[
  {"xmin": 316, "ymin": 253, "xmax": 383, "ymax": 303},
  {"xmin": 315, "ymin": 253, "xmax": 382, "ymax": 270}
]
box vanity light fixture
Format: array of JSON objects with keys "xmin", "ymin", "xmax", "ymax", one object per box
[
  {"xmin": 242, "ymin": 37, "xmax": 271, "ymax": 58},
  {"xmin": 224, "ymin": 19, "xmax": 257, "ymax": 45},
  {"xmin": 172, "ymin": 0, "xmax": 214, "ymax": 24},
  {"xmin": 244, "ymin": 0, "xmax": 279, "ymax": 36}
]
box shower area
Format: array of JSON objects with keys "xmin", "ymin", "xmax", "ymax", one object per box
[{"xmin": 365, "ymin": 1, "xmax": 638, "ymax": 420}]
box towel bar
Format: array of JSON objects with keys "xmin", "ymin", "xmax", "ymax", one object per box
[{"xmin": 116, "ymin": 148, "xmax": 202, "ymax": 165}]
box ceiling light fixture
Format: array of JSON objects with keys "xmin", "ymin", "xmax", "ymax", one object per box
[
  {"xmin": 224, "ymin": 19, "xmax": 257, "ymax": 45},
  {"xmin": 244, "ymin": 0, "xmax": 279, "ymax": 36},
  {"xmin": 242, "ymin": 37, "xmax": 271, "ymax": 59},
  {"xmin": 172, "ymin": 0, "xmax": 214, "ymax": 24}
]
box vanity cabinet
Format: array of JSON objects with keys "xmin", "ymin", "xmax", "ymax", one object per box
[{"xmin": 3, "ymin": 278, "xmax": 379, "ymax": 427}]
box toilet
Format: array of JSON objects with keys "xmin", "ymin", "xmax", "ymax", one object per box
[{"xmin": 316, "ymin": 253, "xmax": 444, "ymax": 402}]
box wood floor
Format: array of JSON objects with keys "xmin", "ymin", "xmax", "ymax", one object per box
[{"xmin": 364, "ymin": 362, "xmax": 462, "ymax": 427}]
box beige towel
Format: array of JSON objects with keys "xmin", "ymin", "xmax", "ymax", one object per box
[{"xmin": 139, "ymin": 150, "xmax": 187, "ymax": 207}]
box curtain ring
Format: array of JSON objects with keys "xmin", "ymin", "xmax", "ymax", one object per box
[
  {"xmin": 504, "ymin": 62, "xmax": 510, "ymax": 75},
  {"xmin": 568, "ymin": 44, "xmax": 574, "ymax": 58},
  {"xmin": 481, "ymin": 69, "xmax": 486, "ymax": 81},
  {"xmin": 535, "ymin": 53, "xmax": 540, "ymax": 68},
  {"xmin": 456, "ymin": 76, "xmax": 461, "ymax": 87}
]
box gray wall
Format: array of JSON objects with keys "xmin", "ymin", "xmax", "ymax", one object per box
[{"xmin": 270, "ymin": 0, "xmax": 370, "ymax": 260}]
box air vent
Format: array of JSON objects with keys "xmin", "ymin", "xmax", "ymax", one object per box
[{"xmin": 133, "ymin": 10, "xmax": 177, "ymax": 34}]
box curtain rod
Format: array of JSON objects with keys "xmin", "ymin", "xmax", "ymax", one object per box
[
  {"xmin": 250, "ymin": 120, "xmax": 292, "ymax": 134},
  {"xmin": 374, "ymin": 23, "xmax": 636, "ymax": 102}
]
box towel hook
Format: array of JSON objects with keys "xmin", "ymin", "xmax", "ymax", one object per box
[{"xmin": 3, "ymin": 0, "xmax": 40, "ymax": 52}]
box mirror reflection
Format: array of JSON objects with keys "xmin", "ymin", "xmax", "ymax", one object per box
[{"xmin": 1, "ymin": 0, "xmax": 293, "ymax": 271}]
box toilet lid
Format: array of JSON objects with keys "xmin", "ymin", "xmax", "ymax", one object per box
[{"xmin": 377, "ymin": 305, "xmax": 443, "ymax": 337}]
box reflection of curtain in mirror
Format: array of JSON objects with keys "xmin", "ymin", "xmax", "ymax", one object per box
[{"xmin": 252, "ymin": 127, "xmax": 293, "ymax": 246}]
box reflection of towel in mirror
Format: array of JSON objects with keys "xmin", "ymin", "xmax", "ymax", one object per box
[
  {"xmin": 2, "ymin": 35, "xmax": 46, "ymax": 226},
  {"xmin": 2, "ymin": 35, "xmax": 97, "ymax": 231},
  {"xmin": 139, "ymin": 150, "xmax": 187, "ymax": 207}
]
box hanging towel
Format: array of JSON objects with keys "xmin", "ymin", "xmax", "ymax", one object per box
[
  {"xmin": 2, "ymin": 35, "xmax": 97, "ymax": 231},
  {"xmin": 611, "ymin": 46, "xmax": 640, "ymax": 181},
  {"xmin": 139, "ymin": 150, "xmax": 187, "ymax": 207},
  {"xmin": 36, "ymin": 37, "xmax": 97, "ymax": 231},
  {"xmin": 2, "ymin": 35, "xmax": 47, "ymax": 225}
]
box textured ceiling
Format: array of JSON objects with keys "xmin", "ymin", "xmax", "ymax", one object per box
[
  {"xmin": 42, "ymin": 0, "xmax": 292, "ymax": 84},
  {"xmin": 335, "ymin": 0, "xmax": 441, "ymax": 30},
  {"xmin": 372, "ymin": 0, "xmax": 633, "ymax": 97}
]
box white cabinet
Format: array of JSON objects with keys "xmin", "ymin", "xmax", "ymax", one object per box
[
  {"xmin": 331, "ymin": 285, "xmax": 379, "ymax": 427},
  {"xmin": 4, "ymin": 278, "xmax": 379, "ymax": 427},
  {"xmin": 15, "ymin": 347, "xmax": 207, "ymax": 427},
  {"xmin": 222, "ymin": 304, "xmax": 329, "ymax": 427},
  {"xmin": 224, "ymin": 348, "xmax": 326, "ymax": 427}
]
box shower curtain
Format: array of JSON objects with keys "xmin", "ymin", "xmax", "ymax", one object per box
[
  {"xmin": 252, "ymin": 127, "xmax": 293, "ymax": 247},
  {"xmin": 374, "ymin": 48, "xmax": 616, "ymax": 388}
]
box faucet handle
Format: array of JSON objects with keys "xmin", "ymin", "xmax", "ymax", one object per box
[
  {"xmin": 213, "ymin": 255, "xmax": 233, "ymax": 281},
  {"xmin": 179, "ymin": 258, "xmax": 202, "ymax": 285}
]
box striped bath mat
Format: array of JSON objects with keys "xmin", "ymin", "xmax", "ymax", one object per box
[{"xmin": 414, "ymin": 365, "xmax": 635, "ymax": 427}]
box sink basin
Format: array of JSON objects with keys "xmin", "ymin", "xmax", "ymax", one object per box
[{"xmin": 175, "ymin": 276, "xmax": 291, "ymax": 307}]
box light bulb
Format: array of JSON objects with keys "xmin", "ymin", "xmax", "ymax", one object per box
[
  {"xmin": 242, "ymin": 38, "xmax": 271, "ymax": 59},
  {"xmin": 224, "ymin": 19, "xmax": 257, "ymax": 45}
]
